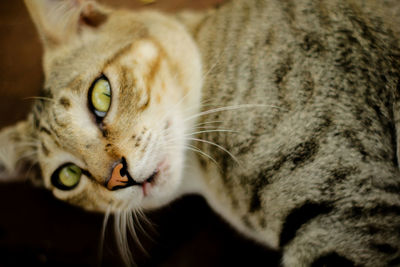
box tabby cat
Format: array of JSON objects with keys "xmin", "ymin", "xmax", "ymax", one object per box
[{"xmin": 1, "ymin": 0, "xmax": 400, "ymax": 265}]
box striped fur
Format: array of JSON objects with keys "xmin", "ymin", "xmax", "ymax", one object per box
[
  {"xmin": 194, "ymin": 0, "xmax": 400, "ymax": 266},
  {"xmin": 1, "ymin": 0, "xmax": 400, "ymax": 266}
]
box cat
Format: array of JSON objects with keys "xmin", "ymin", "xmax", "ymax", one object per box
[{"xmin": 1, "ymin": 0, "xmax": 400, "ymax": 266}]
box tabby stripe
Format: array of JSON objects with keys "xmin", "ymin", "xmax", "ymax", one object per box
[
  {"xmin": 389, "ymin": 257, "xmax": 400, "ymax": 266},
  {"xmin": 32, "ymin": 112, "xmax": 40, "ymax": 129},
  {"xmin": 66, "ymin": 75, "xmax": 83, "ymax": 93},
  {"xmin": 311, "ymin": 252, "xmax": 355, "ymax": 267},
  {"xmin": 388, "ymin": 113, "xmax": 398, "ymax": 167},
  {"xmin": 103, "ymin": 41, "xmax": 136, "ymax": 68},
  {"xmin": 41, "ymin": 143, "xmax": 50, "ymax": 156},
  {"xmin": 193, "ymin": 11, "xmax": 212, "ymax": 40},
  {"xmin": 345, "ymin": 204, "xmax": 400, "ymax": 219},
  {"xmin": 249, "ymin": 186, "xmax": 263, "ymax": 213},
  {"xmin": 249, "ymin": 139, "xmax": 320, "ymax": 213},
  {"xmin": 279, "ymin": 201, "xmax": 333, "ymax": 247},
  {"xmin": 381, "ymin": 184, "xmax": 400, "ymax": 194},
  {"xmin": 249, "ymin": 171, "xmax": 271, "ymax": 213},
  {"xmin": 369, "ymin": 204, "xmax": 400, "ymax": 216},
  {"xmin": 278, "ymin": 0, "xmax": 296, "ymax": 27},
  {"xmin": 52, "ymin": 109, "xmax": 67, "ymax": 128},
  {"xmin": 371, "ymin": 243, "xmax": 398, "ymax": 255},
  {"xmin": 203, "ymin": 1, "xmax": 241, "ymax": 194},
  {"xmin": 39, "ymin": 126, "xmax": 52, "ymax": 136},
  {"xmin": 237, "ymin": 2, "xmax": 261, "ymax": 107},
  {"xmin": 221, "ymin": 1, "xmax": 244, "ymax": 102},
  {"xmin": 48, "ymin": 123, "xmax": 62, "ymax": 143},
  {"xmin": 340, "ymin": 130, "xmax": 368, "ymax": 161},
  {"xmin": 141, "ymin": 44, "xmax": 162, "ymax": 110},
  {"xmin": 270, "ymin": 139, "xmax": 319, "ymax": 174}
]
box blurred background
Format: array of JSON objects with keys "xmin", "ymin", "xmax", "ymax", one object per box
[{"xmin": 0, "ymin": 0, "xmax": 280, "ymax": 266}]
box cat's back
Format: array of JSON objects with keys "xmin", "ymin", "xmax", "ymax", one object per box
[
  {"xmin": 192, "ymin": 0, "xmax": 400, "ymax": 265},
  {"xmin": 195, "ymin": 0, "xmax": 399, "ymax": 184}
]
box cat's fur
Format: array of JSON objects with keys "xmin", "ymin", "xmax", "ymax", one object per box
[{"xmin": 1, "ymin": 0, "xmax": 400, "ymax": 266}]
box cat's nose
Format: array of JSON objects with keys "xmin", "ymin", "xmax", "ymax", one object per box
[{"xmin": 105, "ymin": 158, "xmax": 140, "ymax": 190}]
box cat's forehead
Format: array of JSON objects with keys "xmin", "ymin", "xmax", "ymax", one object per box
[{"xmin": 44, "ymin": 14, "xmax": 150, "ymax": 90}]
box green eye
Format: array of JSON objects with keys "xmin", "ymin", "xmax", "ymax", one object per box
[
  {"xmin": 89, "ymin": 76, "xmax": 111, "ymax": 118},
  {"xmin": 51, "ymin": 164, "xmax": 82, "ymax": 190}
]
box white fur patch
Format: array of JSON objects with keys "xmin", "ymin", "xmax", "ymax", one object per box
[{"xmin": 119, "ymin": 40, "xmax": 159, "ymax": 68}]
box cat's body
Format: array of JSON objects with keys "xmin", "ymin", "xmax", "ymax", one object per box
[
  {"xmin": 190, "ymin": 1, "xmax": 400, "ymax": 265},
  {"xmin": 1, "ymin": 0, "xmax": 400, "ymax": 266}
]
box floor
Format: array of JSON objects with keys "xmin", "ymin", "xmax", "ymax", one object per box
[{"xmin": 0, "ymin": 1, "xmax": 280, "ymax": 266}]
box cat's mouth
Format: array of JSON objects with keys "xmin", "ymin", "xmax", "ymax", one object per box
[
  {"xmin": 142, "ymin": 159, "xmax": 170, "ymax": 196},
  {"xmin": 106, "ymin": 158, "xmax": 167, "ymax": 195},
  {"xmin": 141, "ymin": 169, "xmax": 159, "ymax": 196}
]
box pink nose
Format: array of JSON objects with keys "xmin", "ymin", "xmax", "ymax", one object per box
[{"xmin": 106, "ymin": 162, "xmax": 128, "ymax": 190}]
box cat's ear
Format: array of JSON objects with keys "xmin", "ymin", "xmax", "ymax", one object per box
[
  {"xmin": 0, "ymin": 119, "xmax": 38, "ymax": 183},
  {"xmin": 24, "ymin": 0, "xmax": 109, "ymax": 49}
]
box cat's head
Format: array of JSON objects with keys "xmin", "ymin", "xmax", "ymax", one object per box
[{"xmin": 0, "ymin": 0, "xmax": 202, "ymax": 212}]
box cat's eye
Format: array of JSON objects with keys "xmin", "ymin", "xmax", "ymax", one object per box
[
  {"xmin": 89, "ymin": 76, "xmax": 112, "ymax": 119},
  {"xmin": 51, "ymin": 164, "xmax": 82, "ymax": 190}
]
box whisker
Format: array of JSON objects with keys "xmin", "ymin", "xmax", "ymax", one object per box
[
  {"xmin": 98, "ymin": 205, "xmax": 112, "ymax": 266},
  {"xmin": 132, "ymin": 210, "xmax": 156, "ymax": 243},
  {"xmin": 24, "ymin": 96, "xmax": 55, "ymax": 102},
  {"xmin": 159, "ymin": 85, "xmax": 206, "ymax": 124},
  {"xmin": 183, "ymin": 104, "xmax": 283, "ymax": 123},
  {"xmin": 187, "ymin": 137, "xmax": 240, "ymax": 166},
  {"xmin": 202, "ymin": 50, "xmax": 226, "ymax": 80},
  {"xmin": 184, "ymin": 129, "xmax": 239, "ymax": 137},
  {"xmin": 136, "ymin": 209, "xmax": 155, "ymax": 233},
  {"xmin": 184, "ymin": 145, "xmax": 220, "ymax": 169},
  {"xmin": 114, "ymin": 210, "xmax": 134, "ymax": 266},
  {"xmin": 128, "ymin": 210, "xmax": 148, "ymax": 255},
  {"xmin": 23, "ymin": 160, "xmax": 39, "ymax": 182},
  {"xmin": 192, "ymin": 120, "xmax": 223, "ymax": 127}
]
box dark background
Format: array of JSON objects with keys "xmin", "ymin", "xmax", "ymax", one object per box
[{"xmin": 0, "ymin": 1, "xmax": 280, "ymax": 266}]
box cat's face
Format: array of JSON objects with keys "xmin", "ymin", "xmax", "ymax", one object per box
[{"xmin": 1, "ymin": 0, "xmax": 202, "ymax": 212}]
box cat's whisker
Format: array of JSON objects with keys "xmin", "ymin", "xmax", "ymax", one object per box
[
  {"xmin": 132, "ymin": 210, "xmax": 151, "ymax": 236},
  {"xmin": 202, "ymin": 50, "xmax": 226, "ymax": 80},
  {"xmin": 155, "ymin": 103, "xmax": 220, "ymax": 140},
  {"xmin": 184, "ymin": 129, "xmax": 239, "ymax": 137},
  {"xmin": 132, "ymin": 209, "xmax": 157, "ymax": 245},
  {"xmin": 21, "ymin": 160, "xmax": 39, "ymax": 184},
  {"xmin": 185, "ymin": 125, "xmax": 224, "ymax": 131},
  {"xmin": 192, "ymin": 120, "xmax": 223, "ymax": 127},
  {"xmin": 183, "ymin": 144, "xmax": 221, "ymax": 169},
  {"xmin": 159, "ymin": 102, "xmax": 216, "ymax": 136},
  {"xmin": 114, "ymin": 210, "xmax": 135, "ymax": 266},
  {"xmin": 98, "ymin": 205, "xmax": 112, "ymax": 266},
  {"xmin": 186, "ymin": 137, "xmax": 241, "ymax": 166},
  {"xmin": 24, "ymin": 96, "xmax": 55, "ymax": 102},
  {"xmin": 164, "ymin": 127, "xmax": 238, "ymax": 166},
  {"xmin": 159, "ymin": 86, "xmax": 197, "ymax": 124},
  {"xmin": 183, "ymin": 104, "xmax": 285, "ymax": 123},
  {"xmin": 127, "ymin": 210, "xmax": 148, "ymax": 255},
  {"xmin": 136, "ymin": 209, "xmax": 155, "ymax": 233},
  {"xmin": 164, "ymin": 127, "xmax": 236, "ymax": 142}
]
